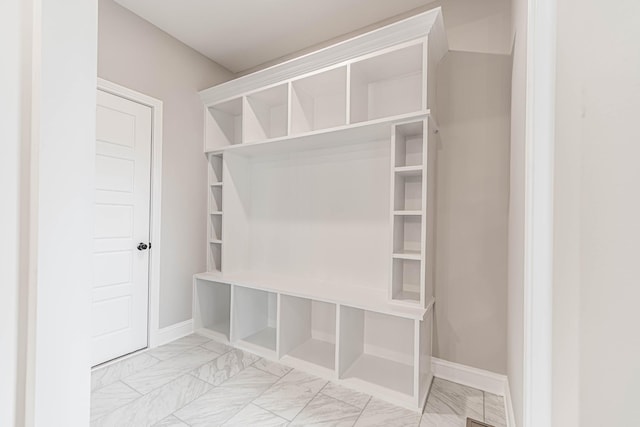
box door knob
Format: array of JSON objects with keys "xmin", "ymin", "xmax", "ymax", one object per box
[{"xmin": 137, "ymin": 242, "xmax": 148, "ymax": 251}]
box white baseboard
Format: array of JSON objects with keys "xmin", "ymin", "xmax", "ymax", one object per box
[
  {"xmin": 432, "ymin": 357, "xmax": 516, "ymax": 426},
  {"xmin": 432, "ymin": 357, "xmax": 507, "ymax": 395},
  {"xmin": 153, "ymin": 319, "xmax": 194, "ymax": 347}
]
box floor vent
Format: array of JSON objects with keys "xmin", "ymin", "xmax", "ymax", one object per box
[{"xmin": 467, "ymin": 419, "xmax": 494, "ymax": 427}]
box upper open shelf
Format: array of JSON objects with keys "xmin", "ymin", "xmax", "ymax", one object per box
[
  {"xmin": 206, "ymin": 99, "xmax": 243, "ymax": 148},
  {"xmin": 350, "ymin": 43, "xmax": 424, "ymax": 124},
  {"xmin": 201, "ymin": 19, "xmax": 446, "ymax": 154},
  {"xmin": 244, "ymin": 84, "xmax": 288, "ymax": 143},
  {"xmin": 291, "ymin": 67, "xmax": 347, "ymax": 134}
]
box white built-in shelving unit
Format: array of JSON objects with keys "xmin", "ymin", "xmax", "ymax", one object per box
[{"xmin": 194, "ymin": 8, "xmax": 447, "ymax": 411}]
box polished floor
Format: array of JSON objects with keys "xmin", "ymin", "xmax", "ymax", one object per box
[{"xmin": 91, "ymin": 334, "xmax": 507, "ymax": 427}]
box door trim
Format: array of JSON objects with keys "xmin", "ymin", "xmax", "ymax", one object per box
[
  {"xmin": 522, "ymin": 0, "xmax": 556, "ymax": 426},
  {"xmin": 97, "ymin": 78, "xmax": 164, "ymax": 349}
]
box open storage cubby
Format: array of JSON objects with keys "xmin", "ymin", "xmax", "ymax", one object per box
[
  {"xmin": 279, "ymin": 295, "xmax": 337, "ymax": 373},
  {"xmin": 392, "ymin": 258, "xmax": 421, "ymax": 303},
  {"xmin": 209, "ymin": 154, "xmax": 223, "ymax": 183},
  {"xmin": 193, "ymin": 279, "xmax": 231, "ymax": 341},
  {"xmin": 206, "ymin": 98, "xmax": 243, "ymax": 148},
  {"xmin": 339, "ymin": 306, "xmax": 415, "ymax": 397},
  {"xmin": 393, "ymin": 215, "xmax": 422, "ymax": 256},
  {"xmin": 209, "ymin": 214, "xmax": 222, "ymax": 242},
  {"xmin": 243, "ymin": 84, "xmax": 288, "ymax": 143},
  {"xmin": 394, "ymin": 121, "xmax": 424, "ymax": 168},
  {"xmin": 208, "ymin": 241, "xmax": 222, "ymax": 272},
  {"xmin": 394, "ymin": 174, "xmax": 423, "ymax": 211},
  {"xmin": 350, "ymin": 43, "xmax": 424, "ymax": 124},
  {"xmin": 291, "ymin": 66, "xmax": 347, "ymax": 134},
  {"xmin": 209, "ymin": 185, "xmax": 222, "ymax": 212},
  {"xmin": 232, "ymin": 286, "xmax": 278, "ymax": 355}
]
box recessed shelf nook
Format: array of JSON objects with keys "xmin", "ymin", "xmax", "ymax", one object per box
[
  {"xmin": 193, "ymin": 280, "xmax": 231, "ymax": 341},
  {"xmin": 339, "ymin": 306, "xmax": 416, "ymax": 396},
  {"xmin": 394, "ymin": 121, "xmax": 424, "ymax": 168},
  {"xmin": 279, "ymin": 295, "xmax": 337, "ymax": 374},
  {"xmin": 244, "ymin": 84, "xmax": 288, "ymax": 143},
  {"xmin": 232, "ymin": 286, "xmax": 278, "ymax": 356},
  {"xmin": 291, "ymin": 66, "xmax": 347, "ymax": 134},
  {"xmin": 206, "ymin": 98, "xmax": 243, "ymax": 149},
  {"xmin": 350, "ymin": 43, "xmax": 424, "ymax": 124}
]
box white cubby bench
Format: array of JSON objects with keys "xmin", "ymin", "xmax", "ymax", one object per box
[
  {"xmin": 193, "ymin": 273, "xmax": 433, "ymax": 410},
  {"xmin": 195, "ymin": 7, "xmax": 447, "ymax": 412}
]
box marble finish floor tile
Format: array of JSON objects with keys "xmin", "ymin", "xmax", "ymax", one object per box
[
  {"xmin": 200, "ymin": 340, "xmax": 234, "ymax": 355},
  {"xmin": 152, "ymin": 415, "xmax": 189, "ymax": 427},
  {"xmin": 90, "ymin": 381, "xmax": 141, "ymax": 421},
  {"xmin": 253, "ymin": 369, "xmax": 328, "ymax": 420},
  {"xmin": 148, "ymin": 334, "xmax": 211, "ymax": 361},
  {"xmin": 92, "ymin": 374, "xmax": 211, "ymax": 427},
  {"xmin": 223, "ymin": 404, "xmax": 288, "ymax": 426},
  {"xmin": 175, "ymin": 367, "xmax": 279, "ymax": 426},
  {"xmin": 91, "ymin": 353, "xmax": 160, "ymax": 391},
  {"xmin": 173, "ymin": 386, "xmax": 255, "ymax": 426},
  {"xmin": 220, "ymin": 365, "xmax": 280, "ymax": 393},
  {"xmin": 355, "ymin": 398, "xmax": 421, "ymax": 427},
  {"xmin": 190, "ymin": 348, "xmax": 260, "ymax": 386},
  {"xmin": 420, "ymin": 413, "xmax": 465, "ymax": 427},
  {"xmin": 484, "ymin": 392, "xmax": 507, "ymax": 427},
  {"xmin": 321, "ymin": 382, "xmax": 371, "ymax": 410},
  {"xmin": 123, "ymin": 347, "xmax": 218, "ymax": 394},
  {"xmin": 424, "ymin": 378, "xmax": 483, "ymax": 421},
  {"xmin": 290, "ymin": 393, "xmax": 362, "ymax": 426},
  {"xmin": 253, "ymin": 358, "xmax": 293, "ymax": 377}
]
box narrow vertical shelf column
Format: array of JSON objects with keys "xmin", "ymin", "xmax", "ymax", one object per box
[
  {"xmin": 390, "ymin": 120, "xmax": 426, "ymax": 305},
  {"xmin": 208, "ymin": 154, "xmax": 223, "ymax": 272}
]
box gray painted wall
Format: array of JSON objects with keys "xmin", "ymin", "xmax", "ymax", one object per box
[
  {"xmin": 434, "ymin": 51, "xmax": 511, "ymax": 374},
  {"xmin": 98, "ymin": 0, "xmax": 234, "ymax": 328}
]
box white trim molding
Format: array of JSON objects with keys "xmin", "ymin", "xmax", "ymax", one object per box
[
  {"xmin": 96, "ymin": 78, "xmax": 164, "ymax": 349},
  {"xmin": 199, "ymin": 8, "xmax": 447, "ymax": 106},
  {"xmin": 432, "ymin": 358, "xmax": 515, "ymax": 427},
  {"xmin": 432, "ymin": 357, "xmax": 508, "ymax": 397},
  {"xmin": 522, "ymin": 0, "xmax": 556, "ymax": 425},
  {"xmin": 155, "ymin": 319, "xmax": 194, "ymax": 347}
]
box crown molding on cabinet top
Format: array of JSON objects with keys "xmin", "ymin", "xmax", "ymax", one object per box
[{"xmin": 199, "ymin": 8, "xmax": 447, "ymax": 107}]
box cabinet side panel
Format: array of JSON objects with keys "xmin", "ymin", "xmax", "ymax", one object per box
[
  {"xmin": 424, "ymin": 122, "xmax": 438, "ymax": 302},
  {"xmin": 418, "ymin": 310, "xmax": 434, "ymax": 405},
  {"xmin": 338, "ymin": 306, "xmax": 365, "ymax": 376}
]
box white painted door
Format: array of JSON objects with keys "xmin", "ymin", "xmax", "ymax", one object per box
[{"xmin": 92, "ymin": 90, "xmax": 152, "ymax": 366}]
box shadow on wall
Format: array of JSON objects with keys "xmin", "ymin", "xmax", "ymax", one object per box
[{"xmin": 433, "ymin": 50, "xmax": 512, "ymax": 375}]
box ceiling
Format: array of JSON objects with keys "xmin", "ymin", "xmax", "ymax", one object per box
[{"xmin": 113, "ymin": 0, "xmax": 439, "ymax": 73}]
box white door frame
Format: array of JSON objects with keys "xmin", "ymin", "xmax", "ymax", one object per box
[
  {"xmin": 522, "ymin": 0, "xmax": 556, "ymax": 426},
  {"xmin": 97, "ymin": 78, "xmax": 164, "ymax": 349}
]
